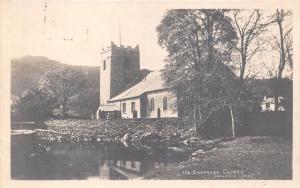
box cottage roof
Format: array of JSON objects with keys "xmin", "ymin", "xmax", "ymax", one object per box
[
  {"xmin": 261, "ymin": 96, "xmax": 284, "ymax": 104},
  {"xmin": 108, "ymin": 71, "xmax": 167, "ymax": 102}
]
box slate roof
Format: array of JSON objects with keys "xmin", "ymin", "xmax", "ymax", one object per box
[
  {"xmin": 108, "ymin": 62, "xmax": 235, "ymax": 102},
  {"xmin": 108, "ymin": 71, "xmax": 167, "ymax": 102}
]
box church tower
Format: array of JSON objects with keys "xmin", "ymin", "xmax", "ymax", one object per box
[{"xmin": 99, "ymin": 42, "xmax": 140, "ymax": 105}]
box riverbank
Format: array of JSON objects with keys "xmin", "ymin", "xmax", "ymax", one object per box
[
  {"xmin": 144, "ymin": 136, "xmax": 292, "ymax": 179},
  {"xmin": 35, "ymin": 119, "xmax": 229, "ymax": 160},
  {"xmin": 16, "ymin": 120, "xmax": 292, "ymax": 180}
]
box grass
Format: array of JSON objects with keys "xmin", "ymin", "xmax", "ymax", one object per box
[{"xmin": 144, "ymin": 136, "xmax": 292, "ymax": 180}]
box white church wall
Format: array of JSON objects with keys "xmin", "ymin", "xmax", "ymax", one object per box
[
  {"xmin": 100, "ymin": 54, "xmax": 112, "ymax": 105},
  {"xmin": 109, "ymin": 98, "xmax": 141, "ymax": 118},
  {"xmin": 146, "ymin": 90, "xmax": 177, "ymax": 118}
]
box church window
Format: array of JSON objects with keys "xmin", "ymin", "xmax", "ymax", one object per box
[
  {"xmin": 131, "ymin": 161, "xmax": 136, "ymax": 168},
  {"xmin": 122, "ymin": 103, "xmax": 126, "ymax": 114},
  {"xmin": 103, "ymin": 60, "xmax": 106, "ymax": 70},
  {"xmin": 131, "ymin": 102, "xmax": 135, "ymax": 113},
  {"xmin": 150, "ymin": 98, "xmax": 155, "ymax": 111},
  {"xmin": 163, "ymin": 97, "xmax": 168, "ymax": 110}
]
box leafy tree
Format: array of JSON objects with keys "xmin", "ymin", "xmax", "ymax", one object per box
[
  {"xmin": 39, "ymin": 68, "xmax": 86, "ymax": 118},
  {"xmin": 11, "ymin": 88, "xmax": 56, "ymax": 121},
  {"xmin": 157, "ymin": 9, "xmax": 238, "ymax": 136},
  {"xmin": 69, "ymin": 89, "xmax": 99, "ymax": 118}
]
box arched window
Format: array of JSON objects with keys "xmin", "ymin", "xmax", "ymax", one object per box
[
  {"xmin": 163, "ymin": 97, "xmax": 168, "ymax": 110},
  {"xmin": 150, "ymin": 98, "xmax": 155, "ymax": 111}
]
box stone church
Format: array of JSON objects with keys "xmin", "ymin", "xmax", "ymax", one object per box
[{"xmin": 96, "ymin": 42, "xmax": 178, "ymax": 119}]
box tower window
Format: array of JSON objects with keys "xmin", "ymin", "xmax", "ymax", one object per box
[
  {"xmin": 163, "ymin": 97, "xmax": 168, "ymax": 110},
  {"xmin": 122, "ymin": 103, "xmax": 126, "ymax": 114},
  {"xmin": 150, "ymin": 98, "xmax": 155, "ymax": 111},
  {"xmin": 103, "ymin": 60, "xmax": 106, "ymax": 70},
  {"xmin": 131, "ymin": 102, "xmax": 135, "ymax": 113}
]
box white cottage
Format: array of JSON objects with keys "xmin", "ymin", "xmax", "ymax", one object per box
[{"xmin": 260, "ymin": 96, "xmax": 285, "ymax": 112}]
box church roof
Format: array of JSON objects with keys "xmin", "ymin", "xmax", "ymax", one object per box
[{"xmin": 108, "ymin": 71, "xmax": 167, "ymax": 102}]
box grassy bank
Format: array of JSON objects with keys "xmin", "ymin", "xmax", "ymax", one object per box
[{"xmin": 144, "ymin": 136, "xmax": 292, "ymax": 180}]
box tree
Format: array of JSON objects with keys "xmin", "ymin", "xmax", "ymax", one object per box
[
  {"xmin": 232, "ymin": 10, "xmax": 272, "ymax": 82},
  {"xmin": 259, "ymin": 10, "xmax": 292, "ymax": 111},
  {"xmin": 39, "ymin": 68, "xmax": 86, "ymax": 118},
  {"xmin": 11, "ymin": 88, "xmax": 56, "ymax": 121},
  {"xmin": 70, "ymin": 89, "xmax": 99, "ymax": 118},
  {"xmin": 274, "ymin": 9, "xmax": 292, "ymax": 111},
  {"xmin": 272, "ymin": 9, "xmax": 292, "ymax": 111},
  {"xmin": 231, "ymin": 10, "xmax": 277, "ymax": 126},
  {"xmin": 157, "ymin": 10, "xmax": 237, "ymax": 136}
]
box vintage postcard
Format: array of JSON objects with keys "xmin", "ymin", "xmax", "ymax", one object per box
[{"xmin": 0, "ymin": 0, "xmax": 299, "ymax": 188}]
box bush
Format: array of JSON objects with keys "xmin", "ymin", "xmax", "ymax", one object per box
[{"xmin": 11, "ymin": 88, "xmax": 56, "ymax": 122}]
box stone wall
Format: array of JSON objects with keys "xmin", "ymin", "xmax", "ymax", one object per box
[
  {"xmin": 99, "ymin": 42, "xmax": 140, "ymax": 105},
  {"xmin": 37, "ymin": 111, "xmax": 292, "ymax": 144},
  {"xmin": 110, "ymin": 43, "xmax": 140, "ymax": 98},
  {"xmin": 41, "ymin": 118, "xmax": 194, "ymax": 143}
]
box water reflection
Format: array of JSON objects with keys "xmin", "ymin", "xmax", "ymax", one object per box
[{"xmin": 11, "ymin": 132, "xmax": 186, "ymax": 180}]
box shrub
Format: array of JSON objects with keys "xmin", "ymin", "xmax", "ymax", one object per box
[{"xmin": 11, "ymin": 88, "xmax": 56, "ymax": 122}]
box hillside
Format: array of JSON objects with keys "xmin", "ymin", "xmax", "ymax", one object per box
[
  {"xmin": 11, "ymin": 56, "xmax": 68, "ymax": 96},
  {"xmin": 11, "ymin": 56, "xmax": 100, "ymax": 118}
]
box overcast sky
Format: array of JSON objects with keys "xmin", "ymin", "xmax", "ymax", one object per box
[
  {"xmin": 1, "ymin": 1, "xmax": 293, "ymax": 77},
  {"xmin": 3, "ymin": 1, "xmax": 169, "ymax": 70}
]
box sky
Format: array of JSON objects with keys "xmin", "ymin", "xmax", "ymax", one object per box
[
  {"xmin": 1, "ymin": 1, "xmax": 293, "ymax": 77},
  {"xmin": 2, "ymin": 1, "xmax": 169, "ymax": 70}
]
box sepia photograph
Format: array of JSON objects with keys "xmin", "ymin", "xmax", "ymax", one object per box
[{"xmin": 0, "ymin": 0, "xmax": 298, "ymax": 185}]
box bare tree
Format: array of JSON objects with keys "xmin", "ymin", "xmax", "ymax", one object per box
[
  {"xmin": 262, "ymin": 60, "xmax": 277, "ymax": 79},
  {"xmin": 233, "ymin": 10, "xmax": 272, "ymax": 82},
  {"xmin": 273, "ymin": 9, "xmax": 293, "ymax": 111}
]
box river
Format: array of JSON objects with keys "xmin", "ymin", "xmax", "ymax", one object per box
[{"xmin": 11, "ymin": 130, "xmax": 188, "ymax": 180}]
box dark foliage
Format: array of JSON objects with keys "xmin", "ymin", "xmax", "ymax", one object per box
[
  {"xmin": 39, "ymin": 68, "xmax": 87, "ymax": 118},
  {"xmin": 157, "ymin": 9, "xmax": 238, "ymax": 135},
  {"xmin": 239, "ymin": 111, "xmax": 292, "ymax": 138},
  {"xmin": 248, "ymin": 78, "xmax": 292, "ymax": 110},
  {"xmin": 11, "ymin": 88, "xmax": 56, "ymax": 122},
  {"xmin": 11, "ymin": 56, "xmax": 100, "ymax": 119}
]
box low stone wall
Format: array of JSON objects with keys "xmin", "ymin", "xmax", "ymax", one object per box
[
  {"xmin": 35, "ymin": 110, "xmax": 292, "ymax": 144},
  {"xmin": 40, "ymin": 118, "xmax": 194, "ymax": 144}
]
